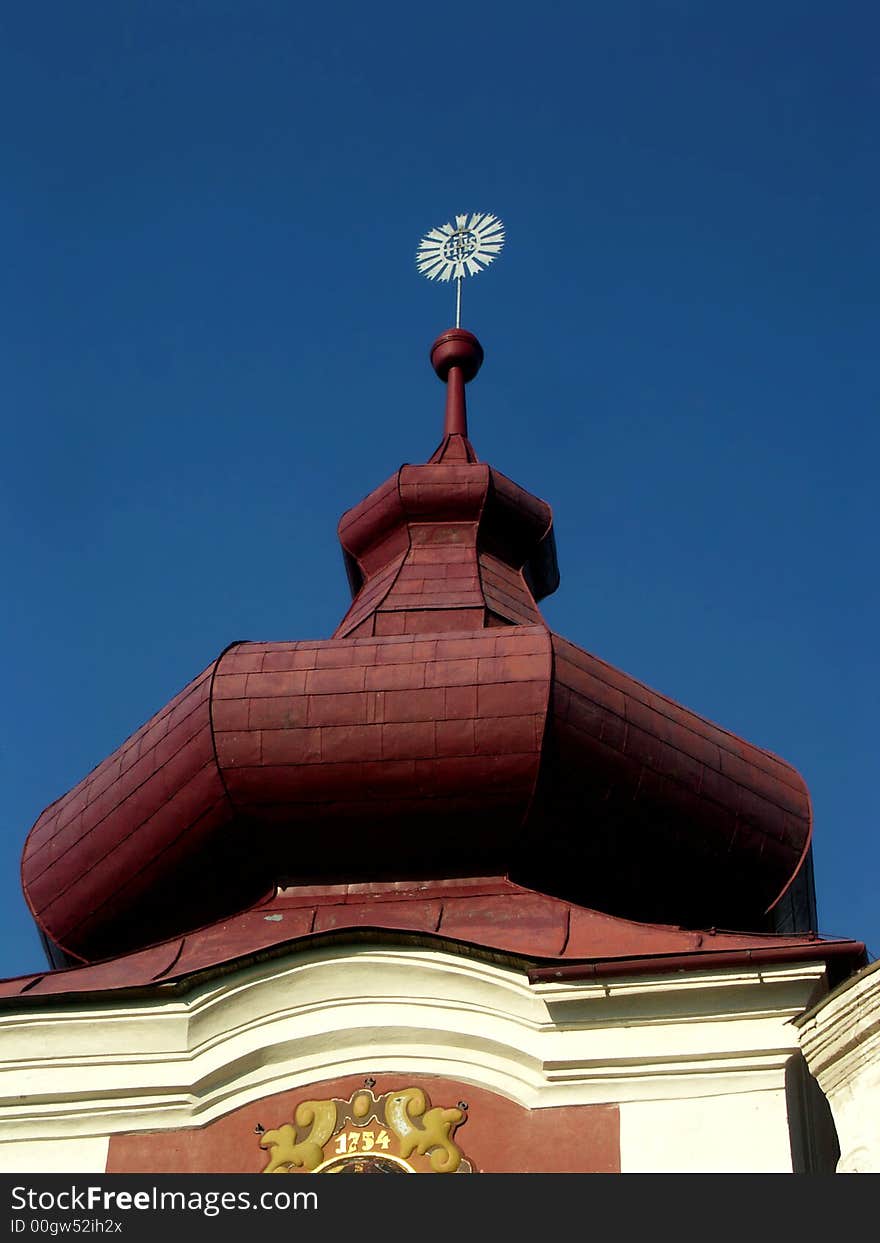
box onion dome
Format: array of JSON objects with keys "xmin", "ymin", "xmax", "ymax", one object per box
[{"xmin": 22, "ymin": 330, "xmax": 812, "ymax": 966}]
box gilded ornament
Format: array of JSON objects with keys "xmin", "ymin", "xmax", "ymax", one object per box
[{"xmin": 259, "ymin": 1085, "xmax": 472, "ymax": 1174}]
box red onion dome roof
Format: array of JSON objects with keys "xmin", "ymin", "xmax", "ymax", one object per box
[{"xmin": 22, "ymin": 330, "xmax": 811, "ymax": 965}]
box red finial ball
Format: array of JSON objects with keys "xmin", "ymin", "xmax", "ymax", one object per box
[{"xmin": 430, "ymin": 329, "xmax": 484, "ymax": 383}]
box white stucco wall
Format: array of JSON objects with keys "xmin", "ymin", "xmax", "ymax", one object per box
[
  {"xmin": 0, "ymin": 946, "xmax": 836, "ymax": 1173},
  {"xmin": 0, "ymin": 1137, "xmax": 109, "ymax": 1173},
  {"xmin": 620, "ymin": 1090, "xmax": 793, "ymax": 1172}
]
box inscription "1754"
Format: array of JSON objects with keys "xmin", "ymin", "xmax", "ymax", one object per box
[{"xmin": 333, "ymin": 1129, "xmax": 392, "ymax": 1155}]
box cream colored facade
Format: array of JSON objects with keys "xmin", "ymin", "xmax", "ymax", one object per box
[
  {"xmin": 0, "ymin": 944, "xmax": 848, "ymax": 1173},
  {"xmin": 797, "ymin": 958, "xmax": 880, "ymax": 1173}
]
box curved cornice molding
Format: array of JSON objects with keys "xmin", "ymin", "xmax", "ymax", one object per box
[{"xmin": 0, "ymin": 945, "xmax": 829, "ymax": 1145}]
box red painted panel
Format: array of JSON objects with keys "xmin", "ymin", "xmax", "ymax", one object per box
[
  {"xmin": 439, "ymin": 894, "xmax": 568, "ymax": 957},
  {"xmin": 263, "ymin": 646, "xmax": 319, "ymax": 672},
  {"xmin": 256, "ymin": 727, "xmax": 321, "ymax": 765},
  {"xmin": 313, "ymin": 900, "xmax": 442, "ymax": 935},
  {"xmin": 246, "ymin": 696, "xmax": 308, "ymax": 730},
  {"xmin": 106, "ymin": 1074, "xmax": 620, "ymax": 1174}
]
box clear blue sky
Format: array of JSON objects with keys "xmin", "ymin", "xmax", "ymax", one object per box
[{"xmin": 2, "ymin": 2, "xmax": 877, "ymax": 977}]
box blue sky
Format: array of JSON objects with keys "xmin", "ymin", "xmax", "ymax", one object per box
[{"xmin": 2, "ymin": 1, "xmax": 877, "ymax": 977}]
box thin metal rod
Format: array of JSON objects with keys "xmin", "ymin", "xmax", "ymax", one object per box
[
  {"xmin": 444, "ymin": 366, "xmax": 467, "ymax": 437},
  {"xmin": 455, "ymin": 277, "xmax": 462, "ymax": 328}
]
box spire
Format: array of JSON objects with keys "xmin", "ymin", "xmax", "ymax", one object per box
[
  {"xmin": 429, "ymin": 328, "xmax": 482, "ymax": 464},
  {"xmin": 334, "ymin": 330, "xmax": 559, "ymax": 639}
]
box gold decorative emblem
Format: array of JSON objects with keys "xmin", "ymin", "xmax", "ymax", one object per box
[{"xmin": 259, "ymin": 1085, "xmax": 473, "ymax": 1174}]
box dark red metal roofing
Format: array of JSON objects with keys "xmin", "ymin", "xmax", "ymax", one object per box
[
  {"xmin": 0, "ymin": 878, "xmax": 865, "ymax": 1004},
  {"xmin": 20, "ymin": 329, "xmax": 814, "ymax": 966}
]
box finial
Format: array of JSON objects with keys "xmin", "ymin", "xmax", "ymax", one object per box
[
  {"xmin": 430, "ymin": 328, "xmax": 483, "ymax": 443},
  {"xmin": 416, "ymin": 213, "xmax": 505, "ymax": 328},
  {"xmin": 417, "ymin": 213, "xmax": 500, "ymax": 452}
]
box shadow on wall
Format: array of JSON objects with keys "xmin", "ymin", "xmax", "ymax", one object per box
[{"xmin": 785, "ymin": 1053, "xmax": 839, "ymax": 1173}]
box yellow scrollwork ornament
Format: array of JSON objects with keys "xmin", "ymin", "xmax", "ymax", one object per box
[{"xmin": 259, "ymin": 1085, "xmax": 471, "ymax": 1174}]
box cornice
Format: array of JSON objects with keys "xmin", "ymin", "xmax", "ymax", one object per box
[{"xmin": 0, "ymin": 946, "xmax": 826, "ymax": 1144}]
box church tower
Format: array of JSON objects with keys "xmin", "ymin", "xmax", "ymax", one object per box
[{"xmin": 2, "ymin": 225, "xmax": 876, "ymax": 1173}]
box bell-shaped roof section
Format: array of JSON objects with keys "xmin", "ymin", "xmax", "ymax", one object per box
[{"xmin": 335, "ymin": 330, "xmax": 559, "ymax": 639}]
